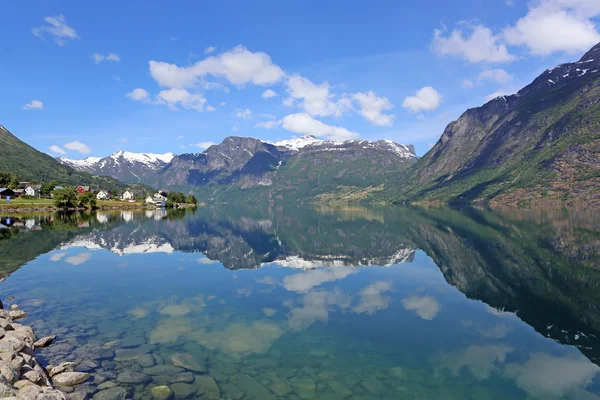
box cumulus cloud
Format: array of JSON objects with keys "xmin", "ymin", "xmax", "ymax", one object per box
[
  {"xmin": 285, "ymin": 74, "xmax": 351, "ymax": 117},
  {"xmin": 437, "ymin": 344, "xmax": 514, "ymax": 380},
  {"xmin": 504, "ymin": 353, "xmax": 600, "ymax": 399},
  {"xmin": 402, "ymin": 295, "xmax": 440, "ymax": 320},
  {"xmin": 206, "ymin": 105, "xmax": 216, "ymax": 112},
  {"xmin": 49, "ymin": 145, "xmax": 66, "ymax": 155},
  {"xmin": 194, "ymin": 141, "xmax": 216, "ymax": 150},
  {"xmin": 283, "ymin": 267, "xmax": 359, "ymax": 293},
  {"xmin": 402, "ymin": 87, "xmax": 442, "ymax": 113},
  {"xmin": 256, "ymin": 120, "xmax": 280, "ymax": 129},
  {"xmin": 287, "ymin": 289, "xmax": 353, "ymax": 331},
  {"xmin": 204, "ymin": 46, "xmax": 216, "ymax": 54},
  {"xmin": 92, "ymin": 52, "xmax": 120, "ymax": 64},
  {"xmin": 64, "ymin": 252, "xmax": 92, "ymax": 266},
  {"xmin": 149, "ymin": 45, "xmax": 285, "ymax": 89},
  {"xmin": 353, "ymin": 281, "xmax": 393, "ymax": 314},
  {"xmin": 478, "ymin": 69, "xmax": 512, "ymax": 84},
  {"xmin": 49, "ymin": 252, "xmax": 67, "ymax": 261},
  {"xmin": 432, "ymin": 25, "xmax": 515, "ymax": 63},
  {"xmin": 156, "ymin": 88, "xmax": 206, "ymax": 111},
  {"xmin": 236, "ymin": 108, "xmax": 252, "ymax": 119},
  {"xmin": 64, "ymin": 141, "xmax": 91, "ymax": 154},
  {"xmin": 32, "ymin": 15, "xmax": 79, "ymax": 46},
  {"xmin": 126, "ymin": 88, "xmax": 150, "ymax": 102},
  {"xmin": 462, "ymin": 79, "xmax": 475, "ymax": 88},
  {"xmin": 352, "ymin": 91, "xmax": 395, "ymax": 126},
  {"xmin": 261, "ymin": 89, "xmax": 278, "ymax": 99},
  {"xmin": 504, "ymin": 0, "xmax": 600, "ymax": 56},
  {"xmin": 22, "ymin": 100, "xmax": 44, "ymax": 110},
  {"xmin": 281, "ymin": 113, "xmax": 359, "ymax": 141}
]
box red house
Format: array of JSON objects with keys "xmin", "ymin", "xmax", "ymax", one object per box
[{"xmin": 76, "ymin": 186, "xmax": 91, "ymax": 194}]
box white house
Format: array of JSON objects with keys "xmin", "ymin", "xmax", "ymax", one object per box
[
  {"xmin": 122, "ymin": 190, "xmax": 134, "ymax": 200},
  {"xmin": 24, "ymin": 185, "xmax": 41, "ymax": 198},
  {"xmin": 153, "ymin": 192, "xmax": 167, "ymax": 200},
  {"xmin": 96, "ymin": 190, "xmax": 110, "ymax": 200},
  {"xmin": 145, "ymin": 196, "xmax": 154, "ymax": 204}
]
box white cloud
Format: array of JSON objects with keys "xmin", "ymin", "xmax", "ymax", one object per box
[
  {"xmin": 438, "ymin": 344, "xmax": 514, "ymax": 381},
  {"xmin": 256, "ymin": 120, "xmax": 280, "ymax": 129},
  {"xmin": 49, "ymin": 252, "xmax": 67, "ymax": 261},
  {"xmin": 232, "ymin": 126, "xmax": 239, "ymax": 132},
  {"xmin": 113, "ymin": 76, "xmax": 122, "ymax": 82},
  {"xmin": 157, "ymin": 88, "xmax": 206, "ymax": 111},
  {"xmin": 64, "ymin": 141, "xmax": 91, "ymax": 154},
  {"xmin": 32, "ymin": 15, "xmax": 79, "ymax": 46},
  {"xmin": 118, "ymin": 138, "xmax": 127, "ymax": 143},
  {"xmin": 288, "ymin": 289, "xmax": 353, "ymax": 331},
  {"xmin": 262, "ymin": 89, "xmax": 278, "ymax": 99},
  {"xmin": 49, "ymin": 145, "xmax": 66, "ymax": 155},
  {"xmin": 206, "ymin": 105, "xmax": 216, "ymax": 112},
  {"xmin": 194, "ymin": 141, "xmax": 216, "ymax": 150},
  {"xmin": 504, "ymin": 0, "xmax": 600, "ymax": 56},
  {"xmin": 402, "ymin": 87, "xmax": 442, "ymax": 113},
  {"xmin": 478, "ymin": 69, "xmax": 512, "ymax": 84},
  {"xmin": 149, "ymin": 45, "xmax": 285, "ymax": 89},
  {"xmin": 285, "ymin": 74, "xmax": 351, "ymax": 117},
  {"xmin": 353, "ymin": 281, "xmax": 393, "ymax": 314},
  {"xmin": 236, "ymin": 108, "xmax": 252, "ymax": 119},
  {"xmin": 402, "ymin": 295, "xmax": 440, "ymax": 320},
  {"xmin": 283, "ymin": 267, "xmax": 358, "ymax": 293},
  {"xmin": 352, "ymin": 91, "xmax": 395, "ymax": 126},
  {"xmin": 126, "ymin": 88, "xmax": 150, "ymax": 102},
  {"xmin": 432, "ymin": 25, "xmax": 515, "ymax": 63},
  {"xmin": 177, "ymin": 136, "xmax": 184, "ymax": 140},
  {"xmin": 504, "ymin": 353, "xmax": 600, "ymax": 399},
  {"xmin": 281, "ymin": 113, "xmax": 359, "ymax": 141},
  {"xmin": 65, "ymin": 252, "xmax": 92, "ymax": 266},
  {"xmin": 204, "ymin": 46, "xmax": 216, "ymax": 54},
  {"xmin": 22, "ymin": 100, "xmax": 44, "ymax": 110},
  {"xmin": 91, "ymin": 53, "xmax": 120, "ymax": 64},
  {"xmin": 462, "ymin": 79, "xmax": 475, "ymax": 88},
  {"xmin": 219, "ymin": 102, "xmax": 226, "ymax": 106}
]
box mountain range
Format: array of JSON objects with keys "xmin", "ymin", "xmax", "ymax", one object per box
[{"xmin": 5, "ymin": 41, "xmax": 600, "ymax": 206}]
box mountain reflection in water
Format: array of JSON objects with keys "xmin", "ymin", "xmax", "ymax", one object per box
[{"xmin": 1, "ymin": 205, "xmax": 599, "ymax": 399}]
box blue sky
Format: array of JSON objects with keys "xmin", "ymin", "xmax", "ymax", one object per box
[{"xmin": 1, "ymin": 0, "xmax": 600, "ymax": 158}]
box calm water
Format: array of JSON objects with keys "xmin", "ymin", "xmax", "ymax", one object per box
[{"xmin": 1, "ymin": 205, "xmax": 599, "ymax": 400}]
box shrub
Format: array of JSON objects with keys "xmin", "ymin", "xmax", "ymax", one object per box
[{"xmin": 53, "ymin": 188, "xmax": 78, "ymax": 208}]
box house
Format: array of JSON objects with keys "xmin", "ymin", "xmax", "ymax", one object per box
[
  {"xmin": 122, "ymin": 190, "xmax": 134, "ymax": 200},
  {"xmin": 76, "ymin": 186, "xmax": 91, "ymax": 194},
  {"xmin": 145, "ymin": 196, "xmax": 155, "ymax": 204},
  {"xmin": 13, "ymin": 189, "xmax": 24, "ymax": 197},
  {"xmin": 50, "ymin": 186, "xmax": 64, "ymax": 199},
  {"xmin": 96, "ymin": 190, "xmax": 110, "ymax": 200},
  {"xmin": 153, "ymin": 192, "xmax": 167, "ymax": 200},
  {"xmin": 24, "ymin": 185, "xmax": 41, "ymax": 197},
  {"xmin": 18, "ymin": 182, "xmax": 29, "ymax": 189},
  {"xmin": 0, "ymin": 188, "xmax": 15, "ymax": 199}
]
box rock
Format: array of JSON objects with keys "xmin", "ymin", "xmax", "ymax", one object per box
[
  {"xmin": 234, "ymin": 374, "xmax": 274, "ymax": 400},
  {"xmin": 389, "ymin": 366, "xmax": 407, "ymax": 380},
  {"xmin": 3, "ymin": 335, "xmax": 26, "ymax": 352},
  {"xmin": 0, "ymin": 362, "xmax": 19, "ymax": 383},
  {"xmin": 9, "ymin": 305, "xmax": 18, "ymax": 311},
  {"xmin": 327, "ymin": 381, "xmax": 352, "ymax": 398},
  {"xmin": 113, "ymin": 345, "xmax": 153, "ymax": 361},
  {"xmin": 0, "ymin": 381, "xmax": 15, "ymax": 397},
  {"xmin": 8, "ymin": 310, "xmax": 26, "ymax": 321},
  {"xmin": 22, "ymin": 369, "xmax": 45, "ymax": 384},
  {"xmin": 151, "ymin": 386, "xmax": 173, "ymax": 400},
  {"xmin": 34, "ymin": 336, "xmax": 57, "ymax": 348},
  {"xmin": 269, "ymin": 377, "xmax": 291, "ymax": 397},
  {"xmin": 53, "ymin": 372, "xmax": 91, "ymax": 386},
  {"xmin": 16, "ymin": 383, "xmax": 42, "ymax": 400},
  {"xmin": 143, "ymin": 365, "xmax": 184, "ymax": 376},
  {"xmin": 219, "ymin": 383, "xmax": 244, "ymax": 400},
  {"xmin": 37, "ymin": 390, "xmax": 68, "ymax": 400},
  {"xmin": 169, "ymin": 383, "xmax": 196, "ymax": 399},
  {"xmin": 116, "ymin": 371, "xmax": 150, "ymax": 384},
  {"xmin": 136, "ymin": 354, "xmax": 155, "ymax": 368},
  {"xmin": 6, "ymin": 297, "xmax": 14, "ymax": 301},
  {"xmin": 75, "ymin": 360, "xmax": 99, "ymax": 373},
  {"xmin": 119, "ymin": 336, "xmax": 146, "ymax": 348},
  {"xmin": 168, "ymin": 373, "xmax": 194, "ymax": 384},
  {"xmin": 169, "ymin": 353, "xmax": 206, "ymax": 373},
  {"xmin": 50, "ymin": 362, "xmax": 78, "ymax": 377},
  {"xmin": 67, "ymin": 391, "xmax": 89, "ymax": 400},
  {"xmin": 92, "ymin": 387, "xmax": 127, "ymax": 400},
  {"xmin": 360, "ymin": 379, "xmax": 384, "ymax": 395},
  {"xmin": 193, "ymin": 376, "xmax": 220, "ymax": 400},
  {"xmin": 292, "ymin": 377, "xmax": 315, "ymax": 400},
  {"xmin": 96, "ymin": 382, "xmax": 117, "ymax": 391}
]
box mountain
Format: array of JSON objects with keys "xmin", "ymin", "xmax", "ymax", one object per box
[
  {"xmin": 0, "ymin": 124, "xmax": 154, "ymax": 194},
  {"xmin": 159, "ymin": 135, "xmax": 418, "ymax": 202},
  {"xmin": 380, "ymin": 42, "xmax": 600, "ymax": 207},
  {"xmin": 58, "ymin": 151, "xmax": 174, "ymax": 187}
]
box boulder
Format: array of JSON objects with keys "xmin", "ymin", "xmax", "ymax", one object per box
[
  {"xmin": 8, "ymin": 310, "xmax": 26, "ymax": 321},
  {"xmin": 50, "ymin": 362, "xmax": 78, "ymax": 377},
  {"xmin": 116, "ymin": 371, "xmax": 150, "ymax": 384},
  {"xmin": 92, "ymin": 387, "xmax": 127, "ymax": 400},
  {"xmin": 53, "ymin": 372, "xmax": 91, "ymax": 386},
  {"xmin": 151, "ymin": 385, "xmax": 174, "ymax": 400},
  {"xmin": 136, "ymin": 354, "xmax": 155, "ymax": 368},
  {"xmin": 34, "ymin": 336, "xmax": 57, "ymax": 348},
  {"xmin": 169, "ymin": 353, "xmax": 206, "ymax": 373},
  {"xmin": 193, "ymin": 376, "xmax": 220, "ymax": 400},
  {"xmin": 168, "ymin": 373, "xmax": 194, "ymax": 384},
  {"xmin": 169, "ymin": 383, "xmax": 196, "ymax": 399}
]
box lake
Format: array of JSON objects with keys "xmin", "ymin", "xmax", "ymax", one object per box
[{"xmin": 0, "ymin": 205, "xmax": 599, "ymax": 400}]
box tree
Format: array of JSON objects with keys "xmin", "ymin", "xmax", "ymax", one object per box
[
  {"xmin": 53, "ymin": 188, "xmax": 78, "ymax": 208},
  {"xmin": 8, "ymin": 176, "xmax": 19, "ymax": 190},
  {"xmin": 77, "ymin": 192, "xmax": 95, "ymax": 208},
  {"xmin": 167, "ymin": 191, "xmax": 186, "ymax": 204},
  {"xmin": 40, "ymin": 180, "xmax": 57, "ymax": 196},
  {"xmin": 185, "ymin": 194, "xmax": 197, "ymax": 204}
]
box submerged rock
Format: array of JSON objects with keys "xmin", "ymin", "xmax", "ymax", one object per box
[
  {"xmin": 9, "ymin": 310, "xmax": 27, "ymax": 321},
  {"xmin": 169, "ymin": 383, "xmax": 196, "ymax": 399},
  {"xmin": 193, "ymin": 376, "xmax": 220, "ymax": 399},
  {"xmin": 116, "ymin": 371, "xmax": 150, "ymax": 384},
  {"xmin": 50, "ymin": 362, "xmax": 78, "ymax": 377},
  {"xmin": 143, "ymin": 365, "xmax": 184, "ymax": 376},
  {"xmin": 168, "ymin": 373, "xmax": 194, "ymax": 384},
  {"xmin": 136, "ymin": 354, "xmax": 155, "ymax": 368},
  {"xmin": 53, "ymin": 372, "xmax": 91, "ymax": 386},
  {"xmin": 34, "ymin": 335, "xmax": 57, "ymax": 348},
  {"xmin": 234, "ymin": 374, "xmax": 274, "ymax": 400},
  {"xmin": 151, "ymin": 385, "xmax": 173, "ymax": 400},
  {"xmin": 169, "ymin": 353, "xmax": 206, "ymax": 373},
  {"xmin": 92, "ymin": 387, "xmax": 127, "ymax": 400}
]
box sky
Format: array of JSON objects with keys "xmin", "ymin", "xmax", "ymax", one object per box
[{"xmin": 1, "ymin": 0, "xmax": 600, "ymax": 159}]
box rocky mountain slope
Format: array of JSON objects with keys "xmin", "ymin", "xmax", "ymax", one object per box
[
  {"xmin": 58, "ymin": 151, "xmax": 174, "ymax": 186},
  {"xmin": 380, "ymin": 42, "xmax": 600, "ymax": 207},
  {"xmin": 159, "ymin": 135, "xmax": 418, "ymax": 202},
  {"xmin": 0, "ymin": 124, "xmax": 153, "ymax": 194}
]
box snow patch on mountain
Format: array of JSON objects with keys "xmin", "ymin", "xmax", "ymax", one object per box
[{"xmin": 110, "ymin": 150, "xmax": 175, "ymax": 166}]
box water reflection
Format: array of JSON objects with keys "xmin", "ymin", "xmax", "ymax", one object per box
[{"xmin": 0, "ymin": 205, "xmax": 599, "ymax": 399}]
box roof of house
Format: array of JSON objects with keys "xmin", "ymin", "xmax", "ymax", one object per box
[
  {"xmin": 13, "ymin": 189, "xmax": 24, "ymax": 193},
  {"xmin": 78, "ymin": 186, "xmax": 91, "ymax": 190},
  {"xmin": 27, "ymin": 185, "xmax": 42, "ymax": 190},
  {"xmin": 54, "ymin": 186, "xmax": 64, "ymax": 190},
  {"xmin": 0, "ymin": 188, "xmax": 14, "ymax": 193}
]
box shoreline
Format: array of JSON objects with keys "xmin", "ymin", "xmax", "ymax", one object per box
[
  {"xmin": 0, "ymin": 204, "xmax": 198, "ymax": 214},
  {"xmin": 0, "ymin": 302, "xmax": 84, "ymax": 400}
]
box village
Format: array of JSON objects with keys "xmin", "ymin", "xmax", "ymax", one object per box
[{"xmin": 0, "ymin": 181, "xmax": 197, "ymax": 210}]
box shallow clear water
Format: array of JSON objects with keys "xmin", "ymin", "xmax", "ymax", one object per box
[{"xmin": 1, "ymin": 206, "xmax": 599, "ymax": 399}]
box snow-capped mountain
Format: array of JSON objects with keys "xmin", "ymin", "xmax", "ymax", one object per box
[{"xmin": 58, "ymin": 150, "xmax": 174, "ymax": 186}]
